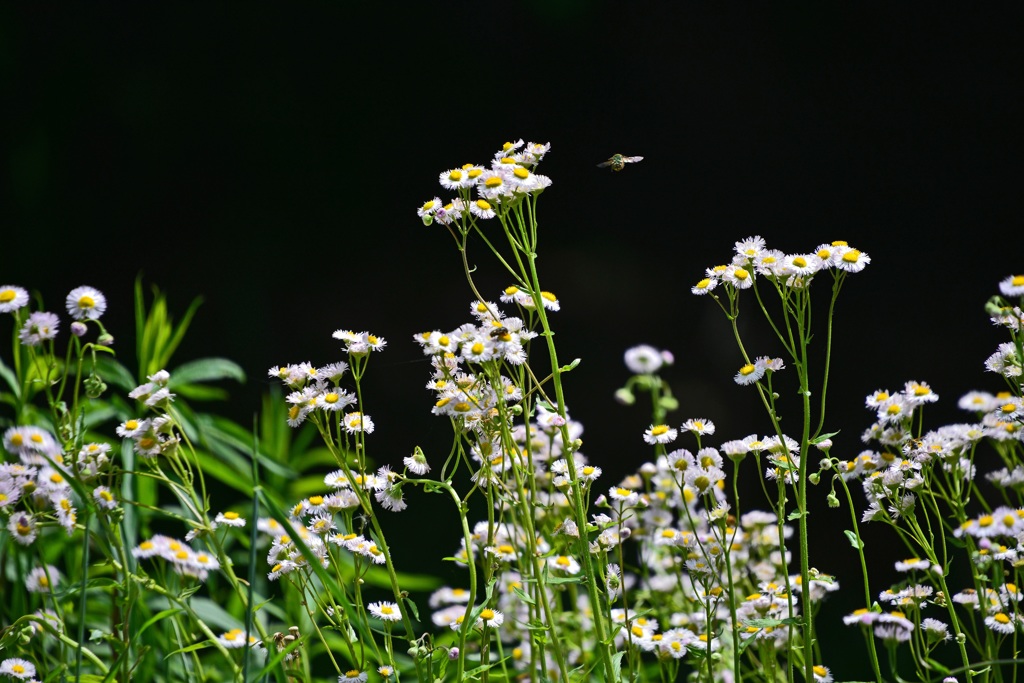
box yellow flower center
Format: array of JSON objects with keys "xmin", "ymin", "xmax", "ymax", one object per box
[
  {"xmin": 78, "ymin": 295, "xmax": 96, "ymax": 309},
  {"xmin": 0, "ymin": 290, "xmax": 15, "ymax": 303},
  {"xmin": 734, "ymin": 268, "xmax": 749, "ymax": 280},
  {"xmin": 739, "ymin": 363, "xmax": 756, "ymax": 376},
  {"xmin": 480, "ymin": 608, "xmax": 495, "ymax": 620},
  {"xmin": 842, "ymin": 249, "xmax": 861, "ymax": 263},
  {"xmin": 475, "ymin": 199, "xmax": 491, "ymax": 210},
  {"xmin": 448, "ymin": 170, "xmax": 462, "ymax": 181},
  {"xmin": 793, "ymin": 257, "xmax": 807, "ymax": 268},
  {"xmin": 651, "ymin": 424, "xmax": 669, "ymax": 436}
]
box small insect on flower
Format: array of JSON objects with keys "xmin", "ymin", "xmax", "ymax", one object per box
[{"xmin": 597, "ymin": 154, "xmax": 644, "ymax": 172}]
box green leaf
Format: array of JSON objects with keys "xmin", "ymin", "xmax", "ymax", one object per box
[
  {"xmin": 190, "ymin": 597, "xmax": 242, "ymax": 631},
  {"xmin": 810, "ymin": 430, "xmax": 841, "ymax": 444},
  {"xmin": 743, "ymin": 616, "xmax": 801, "ymax": 628},
  {"xmin": 170, "ymin": 357, "xmax": 246, "ymax": 386},
  {"xmin": 173, "ymin": 384, "xmax": 231, "ymax": 401},
  {"xmin": 844, "ymin": 529, "xmax": 864, "ymax": 550},
  {"xmin": 559, "ymin": 358, "xmax": 581, "ymax": 373},
  {"xmin": 92, "ymin": 356, "xmax": 136, "ymax": 393},
  {"xmin": 546, "ymin": 575, "xmax": 583, "ymax": 585},
  {"xmin": 786, "ymin": 509, "xmax": 806, "ymax": 521},
  {"xmin": 512, "ymin": 586, "xmax": 536, "ymax": 605},
  {"xmin": 610, "ymin": 650, "xmax": 625, "ymax": 683}
]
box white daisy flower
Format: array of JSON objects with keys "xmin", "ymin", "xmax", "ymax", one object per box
[
  {"xmin": 691, "ymin": 276, "xmax": 718, "ymax": 295},
  {"xmin": 0, "ymin": 286, "xmax": 30, "ymax": 313},
  {"xmin": 834, "ymin": 246, "xmax": 871, "ymax": 273},
  {"xmin": 722, "ymin": 264, "xmax": 754, "ymax": 289},
  {"xmin": 368, "ymin": 601, "xmax": 402, "ymax": 622},
  {"xmin": 985, "ymin": 612, "xmax": 1018, "ymax": 635},
  {"xmin": 0, "ymin": 658, "xmax": 36, "ymax": 679},
  {"xmin": 734, "ymin": 362, "xmax": 765, "ymax": 385},
  {"xmin": 624, "ymin": 345, "xmax": 664, "ymax": 374},
  {"xmin": 643, "ymin": 424, "xmax": 678, "ymax": 445},
  {"xmin": 26, "ymin": 564, "xmax": 61, "ymax": 593},
  {"xmin": 65, "ymin": 285, "xmax": 108, "ymax": 320},
  {"xmin": 19, "ymin": 311, "xmax": 60, "ymax": 346},
  {"xmin": 214, "ymin": 511, "xmax": 246, "ymax": 528},
  {"xmin": 343, "ymin": 412, "xmax": 374, "ymax": 434},
  {"xmin": 476, "ymin": 607, "xmax": 504, "ymax": 628},
  {"xmin": 469, "ymin": 198, "xmax": 496, "ymax": 219},
  {"xmin": 999, "ymin": 274, "xmax": 1024, "ymax": 297},
  {"xmin": 93, "ymin": 486, "xmax": 117, "ymax": 510},
  {"xmin": 548, "ymin": 555, "xmax": 581, "ymax": 574},
  {"xmin": 682, "ymin": 418, "xmax": 716, "ymax": 436},
  {"xmin": 217, "ymin": 628, "xmax": 257, "ymax": 648}
]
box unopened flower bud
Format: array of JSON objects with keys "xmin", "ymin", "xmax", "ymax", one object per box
[
  {"xmin": 658, "ymin": 396, "xmax": 679, "ymax": 412},
  {"xmin": 448, "ymin": 647, "xmax": 459, "ymax": 660},
  {"xmin": 826, "ymin": 493, "xmax": 840, "ymax": 508},
  {"xmin": 819, "ymin": 458, "xmax": 832, "ymax": 471},
  {"xmin": 614, "ymin": 388, "xmax": 635, "ymax": 405},
  {"xmin": 97, "ymin": 333, "xmax": 115, "ymax": 346},
  {"xmin": 808, "ymin": 473, "xmax": 820, "ymax": 485},
  {"xmin": 71, "ymin": 321, "xmax": 88, "ymax": 337}
]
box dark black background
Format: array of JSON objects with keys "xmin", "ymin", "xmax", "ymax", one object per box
[{"xmin": 4, "ymin": 3, "xmax": 1021, "ymax": 678}]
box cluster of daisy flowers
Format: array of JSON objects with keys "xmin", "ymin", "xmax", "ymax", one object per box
[
  {"xmin": 132, "ymin": 534, "xmax": 222, "ymax": 581},
  {"xmin": 600, "ymin": 429, "xmax": 841, "ymax": 662},
  {"xmin": 690, "ymin": 236, "xmax": 870, "ymax": 296},
  {"xmin": 416, "ymin": 139, "xmax": 552, "ymax": 227},
  {"xmin": 830, "ymin": 277, "xmax": 1024, "ymax": 657},
  {"xmin": 268, "ymin": 329, "xmax": 387, "ymax": 429},
  {"xmin": 1, "ymin": 426, "xmax": 84, "ymax": 544},
  {"xmin": 413, "ymin": 297, "xmax": 553, "ymax": 436},
  {"xmin": 411, "ymin": 341, "xmax": 845, "ymax": 679},
  {"xmin": 0, "ymin": 284, "xmax": 110, "ymax": 346}
]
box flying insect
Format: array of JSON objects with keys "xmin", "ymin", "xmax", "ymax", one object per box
[{"xmin": 597, "ymin": 154, "xmax": 644, "ymax": 172}]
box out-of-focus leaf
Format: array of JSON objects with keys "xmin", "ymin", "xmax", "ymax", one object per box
[{"xmin": 170, "ymin": 358, "xmax": 246, "ymax": 386}]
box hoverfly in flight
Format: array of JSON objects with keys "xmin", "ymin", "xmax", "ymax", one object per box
[{"xmin": 597, "ymin": 154, "xmax": 643, "ymax": 172}]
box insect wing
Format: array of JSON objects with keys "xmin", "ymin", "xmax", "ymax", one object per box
[
  {"xmin": 596, "ymin": 159, "xmax": 615, "ymax": 168},
  {"xmin": 623, "ymin": 156, "xmax": 644, "ymax": 164}
]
